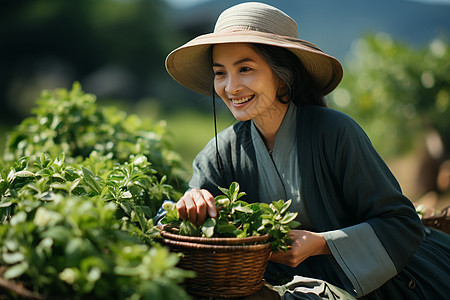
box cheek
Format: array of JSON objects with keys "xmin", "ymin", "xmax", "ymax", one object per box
[
  {"xmin": 215, "ymin": 82, "xmax": 230, "ymax": 105},
  {"xmin": 267, "ymin": 75, "xmax": 281, "ymax": 95},
  {"xmin": 214, "ymin": 82, "xmax": 228, "ymax": 105},
  {"xmin": 252, "ymin": 73, "xmax": 278, "ymax": 96},
  {"xmin": 214, "ymin": 80, "xmax": 225, "ymax": 96},
  {"xmin": 254, "ymin": 82, "xmax": 278, "ymax": 103},
  {"xmin": 268, "ymin": 83, "xmax": 282, "ymax": 103}
]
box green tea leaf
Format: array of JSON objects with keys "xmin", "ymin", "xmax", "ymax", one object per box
[
  {"xmin": 161, "ymin": 206, "xmax": 179, "ymax": 224},
  {"xmin": 135, "ymin": 206, "xmax": 148, "ymax": 232},
  {"xmin": 217, "ymin": 186, "xmax": 230, "ymax": 198},
  {"xmin": 280, "ymin": 212, "xmax": 298, "ymax": 224},
  {"xmin": 280, "ymin": 225, "xmax": 290, "ymax": 233},
  {"xmin": 54, "ymin": 153, "xmax": 65, "ymax": 167},
  {"xmin": 14, "ymin": 170, "xmax": 36, "ymax": 178},
  {"xmin": 217, "ymin": 224, "xmax": 237, "ymax": 234},
  {"xmin": 229, "ymin": 182, "xmax": 239, "ymax": 201},
  {"xmin": 234, "ymin": 204, "xmax": 253, "ymax": 214},
  {"xmin": 235, "ymin": 229, "xmax": 246, "ymax": 238},
  {"xmin": 270, "ymin": 200, "xmax": 284, "ymax": 213},
  {"xmin": 288, "ymin": 220, "xmax": 301, "ymax": 228},
  {"xmin": 247, "ymin": 209, "xmax": 264, "ymax": 223},
  {"xmin": 280, "ymin": 199, "xmax": 292, "ymax": 214},
  {"xmin": 69, "ymin": 178, "xmax": 82, "ymax": 193},
  {"xmin": 162, "ymin": 202, "xmax": 175, "ymax": 211},
  {"xmin": 36, "ymin": 168, "xmax": 53, "ymax": 176},
  {"xmin": 0, "ymin": 200, "xmax": 13, "ymax": 208},
  {"xmin": 81, "ymin": 167, "xmax": 102, "ymax": 195},
  {"xmin": 2, "ymin": 252, "xmax": 25, "ymax": 264},
  {"xmin": 215, "ymin": 195, "xmax": 229, "ymax": 206},
  {"xmin": 179, "ymin": 220, "xmax": 200, "ymax": 237},
  {"xmin": 41, "ymin": 226, "xmax": 72, "ymax": 242},
  {"xmin": 0, "ymin": 188, "xmax": 7, "ymax": 203},
  {"xmin": 3, "ymin": 261, "xmax": 29, "ymax": 279},
  {"xmin": 201, "ymin": 218, "xmax": 216, "ymax": 238}
]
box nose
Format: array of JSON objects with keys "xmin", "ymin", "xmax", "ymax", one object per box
[{"xmin": 225, "ymin": 74, "xmax": 242, "ymax": 95}]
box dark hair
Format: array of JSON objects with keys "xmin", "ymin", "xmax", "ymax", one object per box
[{"xmin": 251, "ymin": 44, "xmax": 326, "ymax": 107}]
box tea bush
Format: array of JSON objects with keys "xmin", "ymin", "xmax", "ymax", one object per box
[
  {"xmin": 162, "ymin": 182, "xmax": 301, "ymax": 252},
  {"xmin": 3, "ymin": 82, "xmax": 187, "ymax": 193},
  {"xmin": 0, "ymin": 84, "xmax": 193, "ymax": 299}
]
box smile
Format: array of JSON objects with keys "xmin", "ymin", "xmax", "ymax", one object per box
[{"xmin": 230, "ymin": 95, "xmax": 255, "ymax": 104}]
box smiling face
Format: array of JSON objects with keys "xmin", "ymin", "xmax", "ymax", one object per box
[{"xmin": 212, "ymin": 43, "xmax": 289, "ymax": 130}]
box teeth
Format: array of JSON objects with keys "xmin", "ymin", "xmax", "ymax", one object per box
[{"xmin": 231, "ymin": 95, "xmax": 253, "ymax": 104}]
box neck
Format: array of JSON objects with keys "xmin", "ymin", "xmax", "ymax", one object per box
[{"xmin": 253, "ymin": 103, "xmax": 289, "ymax": 151}]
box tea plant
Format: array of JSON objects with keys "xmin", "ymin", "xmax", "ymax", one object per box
[
  {"xmin": 1, "ymin": 153, "xmax": 170, "ymax": 236},
  {"xmin": 0, "ymin": 84, "xmax": 193, "ymax": 299},
  {"xmin": 0, "ymin": 193, "xmax": 193, "ymax": 299},
  {"xmin": 3, "ymin": 82, "xmax": 187, "ymax": 193},
  {"xmin": 0, "ymin": 153, "xmax": 194, "ymax": 298},
  {"xmin": 162, "ymin": 182, "xmax": 301, "ymax": 252}
]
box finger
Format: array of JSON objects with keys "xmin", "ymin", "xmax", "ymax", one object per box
[
  {"xmin": 193, "ymin": 192, "xmax": 207, "ymax": 226},
  {"xmin": 177, "ymin": 191, "xmax": 198, "ymax": 224},
  {"xmin": 200, "ymin": 189, "xmax": 217, "ymax": 218},
  {"xmin": 269, "ymin": 251, "xmax": 286, "ymax": 263},
  {"xmin": 269, "ymin": 250, "xmax": 299, "ymax": 267},
  {"xmin": 176, "ymin": 198, "xmax": 187, "ymax": 220},
  {"xmin": 183, "ymin": 190, "xmax": 199, "ymax": 225}
]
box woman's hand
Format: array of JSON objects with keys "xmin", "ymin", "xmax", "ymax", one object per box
[
  {"xmin": 177, "ymin": 188, "xmax": 216, "ymax": 226},
  {"xmin": 269, "ymin": 230, "xmax": 331, "ymax": 267}
]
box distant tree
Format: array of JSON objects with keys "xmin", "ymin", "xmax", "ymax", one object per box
[
  {"xmin": 329, "ymin": 33, "xmax": 449, "ymax": 196},
  {"xmin": 0, "ymin": 0, "xmax": 182, "ymax": 122}
]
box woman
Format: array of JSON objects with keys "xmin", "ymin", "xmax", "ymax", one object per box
[{"xmin": 164, "ymin": 2, "xmax": 449, "ymax": 299}]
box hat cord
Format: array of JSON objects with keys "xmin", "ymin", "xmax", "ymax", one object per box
[{"xmin": 212, "ymin": 89, "xmax": 224, "ymax": 172}]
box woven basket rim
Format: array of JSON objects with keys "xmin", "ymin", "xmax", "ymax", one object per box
[
  {"xmin": 163, "ymin": 238, "xmax": 272, "ymax": 251},
  {"xmin": 160, "ymin": 227, "xmax": 270, "ymax": 245},
  {"xmin": 422, "ymin": 205, "xmax": 450, "ymax": 234}
]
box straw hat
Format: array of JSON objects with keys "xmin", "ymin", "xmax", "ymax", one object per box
[{"xmin": 165, "ymin": 2, "xmax": 343, "ymax": 96}]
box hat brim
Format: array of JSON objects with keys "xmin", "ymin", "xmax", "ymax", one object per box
[{"xmin": 165, "ymin": 31, "xmax": 343, "ymax": 96}]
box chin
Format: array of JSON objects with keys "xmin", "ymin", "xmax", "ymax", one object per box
[{"xmin": 232, "ymin": 113, "xmax": 253, "ymax": 122}]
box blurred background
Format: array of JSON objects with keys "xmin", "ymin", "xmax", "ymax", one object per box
[{"xmin": 1, "ymin": 0, "xmax": 449, "ymax": 210}]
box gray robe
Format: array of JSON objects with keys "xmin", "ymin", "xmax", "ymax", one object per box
[{"xmin": 189, "ymin": 104, "xmax": 449, "ymax": 299}]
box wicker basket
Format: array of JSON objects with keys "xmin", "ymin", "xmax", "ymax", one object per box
[
  {"xmin": 422, "ymin": 206, "xmax": 450, "ymax": 234},
  {"xmin": 160, "ymin": 229, "xmax": 272, "ymax": 298}
]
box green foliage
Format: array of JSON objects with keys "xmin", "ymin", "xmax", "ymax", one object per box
[
  {"xmin": 0, "ymin": 193, "xmax": 193, "ymax": 299},
  {"xmin": 162, "ymin": 182, "xmax": 301, "ymax": 252},
  {"xmin": 1, "ymin": 153, "xmax": 169, "ymax": 236},
  {"xmin": 3, "ymin": 82, "xmax": 188, "ymax": 193},
  {"xmin": 329, "ymin": 34, "xmax": 449, "ymax": 157},
  {"xmin": 0, "ymin": 84, "xmax": 193, "ymax": 299}
]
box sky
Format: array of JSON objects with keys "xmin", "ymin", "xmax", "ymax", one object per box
[
  {"xmin": 165, "ymin": 0, "xmax": 450, "ymax": 9},
  {"xmin": 165, "ymin": 0, "xmax": 209, "ymax": 8}
]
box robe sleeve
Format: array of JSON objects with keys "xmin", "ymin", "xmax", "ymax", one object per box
[{"xmin": 314, "ymin": 109, "xmax": 424, "ymax": 297}]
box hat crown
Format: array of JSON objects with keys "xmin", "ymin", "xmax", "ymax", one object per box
[{"xmin": 214, "ymin": 2, "xmax": 299, "ymax": 38}]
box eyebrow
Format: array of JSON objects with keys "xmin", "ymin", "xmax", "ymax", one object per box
[{"xmin": 212, "ymin": 57, "xmax": 256, "ymax": 67}]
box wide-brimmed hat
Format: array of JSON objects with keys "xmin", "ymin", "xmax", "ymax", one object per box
[{"xmin": 165, "ymin": 2, "xmax": 343, "ymax": 96}]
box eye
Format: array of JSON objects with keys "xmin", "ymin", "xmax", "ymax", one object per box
[
  {"xmin": 240, "ymin": 66, "xmax": 251, "ymax": 73},
  {"xmin": 214, "ymin": 70, "xmax": 225, "ymax": 77}
]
